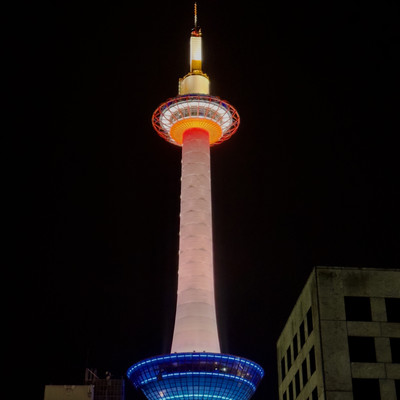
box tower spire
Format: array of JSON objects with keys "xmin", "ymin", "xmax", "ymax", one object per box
[
  {"xmin": 194, "ymin": 2, "xmax": 197, "ymax": 29},
  {"xmin": 178, "ymin": 2, "xmax": 208, "ymax": 94},
  {"xmin": 191, "ymin": 2, "xmax": 201, "ymax": 37}
]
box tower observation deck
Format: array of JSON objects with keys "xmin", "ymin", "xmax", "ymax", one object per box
[{"xmin": 127, "ymin": 4, "xmax": 264, "ymax": 400}]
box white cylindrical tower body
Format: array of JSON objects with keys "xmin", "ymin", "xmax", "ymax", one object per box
[{"xmin": 171, "ymin": 128, "xmax": 220, "ymax": 353}]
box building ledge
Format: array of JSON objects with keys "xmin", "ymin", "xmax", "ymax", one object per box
[{"xmin": 351, "ymin": 362, "xmax": 386, "ymax": 378}]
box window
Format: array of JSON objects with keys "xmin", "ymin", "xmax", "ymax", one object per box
[
  {"xmin": 352, "ymin": 378, "xmax": 380, "ymax": 400},
  {"xmin": 300, "ymin": 321, "xmax": 306, "ymax": 348},
  {"xmin": 345, "ymin": 296, "xmax": 372, "ymax": 321},
  {"xmin": 311, "ymin": 387, "xmax": 318, "ymax": 400},
  {"xmin": 293, "ymin": 334, "xmax": 299, "ymax": 359},
  {"xmin": 385, "ymin": 298, "xmax": 400, "ymax": 322},
  {"xmin": 306, "ymin": 307, "xmax": 313, "ymax": 335},
  {"xmin": 281, "ymin": 357, "xmax": 286, "ymax": 380},
  {"xmin": 309, "ymin": 347, "xmax": 316, "ymax": 375},
  {"xmin": 288, "ymin": 381, "xmax": 293, "ymax": 400},
  {"xmin": 301, "ymin": 358, "xmax": 308, "ymax": 387},
  {"xmin": 348, "ymin": 336, "xmax": 376, "ymax": 362},
  {"xmin": 287, "ymin": 346, "xmax": 292, "ymax": 371},
  {"xmin": 283, "ymin": 390, "xmax": 287, "ymax": 400},
  {"xmin": 295, "ymin": 371, "xmax": 300, "ymax": 397},
  {"xmin": 390, "ymin": 338, "xmax": 400, "ymax": 363}
]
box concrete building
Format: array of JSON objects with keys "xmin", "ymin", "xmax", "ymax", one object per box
[
  {"xmin": 44, "ymin": 370, "xmax": 125, "ymax": 400},
  {"xmin": 44, "ymin": 381, "xmax": 124, "ymax": 400},
  {"xmin": 277, "ymin": 266, "xmax": 400, "ymax": 400},
  {"xmin": 44, "ymin": 385, "xmax": 94, "ymax": 400}
]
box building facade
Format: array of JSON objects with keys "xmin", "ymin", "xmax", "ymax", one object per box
[
  {"xmin": 44, "ymin": 372, "xmax": 125, "ymax": 400},
  {"xmin": 44, "ymin": 385, "xmax": 94, "ymax": 400},
  {"xmin": 277, "ymin": 266, "xmax": 400, "ymax": 400}
]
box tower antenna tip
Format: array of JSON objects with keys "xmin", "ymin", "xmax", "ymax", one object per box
[{"xmin": 192, "ymin": 2, "xmax": 201, "ymax": 36}]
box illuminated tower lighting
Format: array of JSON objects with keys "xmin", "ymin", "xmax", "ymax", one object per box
[{"xmin": 127, "ymin": 4, "xmax": 264, "ymax": 400}]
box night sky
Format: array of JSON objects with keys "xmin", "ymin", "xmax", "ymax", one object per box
[{"xmin": 16, "ymin": 0, "xmax": 399, "ymax": 399}]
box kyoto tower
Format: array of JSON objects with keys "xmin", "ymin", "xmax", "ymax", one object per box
[{"xmin": 127, "ymin": 4, "xmax": 264, "ymax": 400}]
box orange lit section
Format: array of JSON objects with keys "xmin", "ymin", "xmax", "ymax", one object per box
[{"xmin": 170, "ymin": 118, "xmax": 222, "ymax": 145}]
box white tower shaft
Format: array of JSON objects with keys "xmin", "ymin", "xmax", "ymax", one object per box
[{"xmin": 171, "ymin": 129, "xmax": 220, "ymax": 353}]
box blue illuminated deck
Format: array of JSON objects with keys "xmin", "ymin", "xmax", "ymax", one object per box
[{"xmin": 127, "ymin": 352, "xmax": 264, "ymax": 400}]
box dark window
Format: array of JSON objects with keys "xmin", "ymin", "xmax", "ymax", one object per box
[
  {"xmin": 306, "ymin": 308, "xmax": 313, "ymax": 335},
  {"xmin": 386, "ymin": 298, "xmax": 400, "ymax": 322},
  {"xmin": 281, "ymin": 357, "xmax": 286, "ymax": 380},
  {"xmin": 309, "ymin": 347, "xmax": 316, "ymax": 375},
  {"xmin": 390, "ymin": 338, "xmax": 400, "ymax": 363},
  {"xmin": 283, "ymin": 390, "xmax": 287, "ymax": 400},
  {"xmin": 352, "ymin": 378, "xmax": 380, "ymax": 400},
  {"xmin": 294, "ymin": 371, "xmax": 300, "ymax": 397},
  {"xmin": 293, "ymin": 334, "xmax": 298, "ymax": 359},
  {"xmin": 395, "ymin": 380, "xmax": 400, "ymax": 399},
  {"xmin": 287, "ymin": 346, "xmax": 292, "ymax": 371},
  {"xmin": 288, "ymin": 381, "xmax": 293, "ymax": 400},
  {"xmin": 345, "ymin": 296, "xmax": 372, "ymax": 321},
  {"xmin": 300, "ymin": 321, "xmax": 306, "ymax": 348},
  {"xmin": 301, "ymin": 358, "xmax": 308, "ymax": 387},
  {"xmin": 311, "ymin": 387, "xmax": 318, "ymax": 400},
  {"xmin": 348, "ymin": 336, "xmax": 376, "ymax": 362}
]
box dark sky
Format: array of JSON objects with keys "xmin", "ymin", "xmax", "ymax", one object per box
[{"xmin": 15, "ymin": 0, "xmax": 399, "ymax": 399}]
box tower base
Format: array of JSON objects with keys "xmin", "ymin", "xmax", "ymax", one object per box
[{"xmin": 127, "ymin": 352, "xmax": 263, "ymax": 400}]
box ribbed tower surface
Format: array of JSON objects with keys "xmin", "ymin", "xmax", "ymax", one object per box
[{"xmin": 172, "ymin": 129, "xmax": 220, "ymax": 354}]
